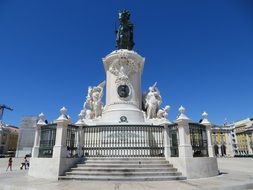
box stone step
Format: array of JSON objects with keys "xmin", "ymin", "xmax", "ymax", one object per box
[
  {"xmin": 61, "ymin": 157, "xmax": 185, "ymax": 181},
  {"xmin": 59, "ymin": 175, "xmax": 186, "ymax": 181},
  {"xmin": 84, "ymin": 157, "xmax": 165, "ymax": 161},
  {"xmin": 77, "ymin": 163, "xmax": 173, "ymax": 168},
  {"xmin": 71, "ymin": 167, "xmax": 177, "ymax": 172},
  {"xmin": 65, "ymin": 171, "xmax": 182, "ymax": 177},
  {"xmin": 84, "ymin": 160, "xmax": 169, "ymax": 164}
]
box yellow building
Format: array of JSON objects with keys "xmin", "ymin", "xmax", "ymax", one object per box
[
  {"xmin": 234, "ymin": 118, "xmax": 253, "ymax": 155},
  {"xmin": 6, "ymin": 125, "xmax": 19, "ymax": 151},
  {"xmin": 211, "ymin": 124, "xmax": 235, "ymax": 157},
  {"xmin": 0, "ymin": 123, "xmax": 19, "ymax": 156}
]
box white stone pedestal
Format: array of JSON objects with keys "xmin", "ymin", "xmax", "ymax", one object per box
[
  {"xmin": 200, "ymin": 112, "xmax": 215, "ymax": 157},
  {"xmin": 176, "ymin": 106, "xmax": 193, "ymax": 158},
  {"xmin": 102, "ymin": 49, "xmax": 145, "ymax": 124}
]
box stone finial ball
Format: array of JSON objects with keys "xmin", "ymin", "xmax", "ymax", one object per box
[
  {"xmin": 39, "ymin": 112, "xmax": 45, "ymax": 119},
  {"xmin": 202, "ymin": 111, "xmax": 208, "ymax": 118},
  {"xmin": 60, "ymin": 107, "xmax": 67, "ymax": 115},
  {"xmin": 179, "ymin": 106, "xmax": 185, "ymax": 114}
]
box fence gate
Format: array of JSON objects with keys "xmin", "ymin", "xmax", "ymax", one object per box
[
  {"xmin": 168, "ymin": 123, "xmax": 179, "ymax": 157},
  {"xmin": 189, "ymin": 123, "xmax": 208, "ymax": 157},
  {"xmin": 82, "ymin": 125, "xmax": 164, "ymax": 157},
  {"xmin": 38, "ymin": 124, "xmax": 56, "ymax": 158}
]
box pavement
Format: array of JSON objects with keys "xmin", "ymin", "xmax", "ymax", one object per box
[
  {"xmin": 0, "ymin": 158, "xmax": 24, "ymax": 172},
  {"xmin": 0, "ymin": 158, "xmax": 253, "ymax": 190}
]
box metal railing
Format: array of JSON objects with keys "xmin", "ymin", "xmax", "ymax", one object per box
[
  {"xmin": 168, "ymin": 123, "xmax": 179, "ymax": 157},
  {"xmin": 82, "ymin": 125, "xmax": 164, "ymax": 157},
  {"xmin": 189, "ymin": 123, "xmax": 208, "ymax": 157},
  {"xmin": 66, "ymin": 124, "xmax": 78, "ymax": 157},
  {"xmin": 38, "ymin": 124, "xmax": 56, "ymax": 158}
]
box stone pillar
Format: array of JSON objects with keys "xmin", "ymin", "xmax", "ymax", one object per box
[
  {"xmin": 201, "ymin": 112, "xmax": 215, "ymax": 157},
  {"xmin": 53, "ymin": 107, "xmax": 70, "ymax": 158},
  {"xmin": 176, "ymin": 106, "xmax": 193, "ymax": 158},
  {"xmin": 78, "ymin": 127, "xmax": 84, "ymax": 157},
  {"xmin": 75, "ymin": 111, "xmax": 85, "ymax": 157},
  {"xmin": 164, "ymin": 124, "xmax": 171, "ymax": 159},
  {"xmin": 32, "ymin": 113, "xmax": 46, "ymax": 158}
]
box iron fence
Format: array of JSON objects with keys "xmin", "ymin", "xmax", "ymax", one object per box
[
  {"xmin": 66, "ymin": 124, "xmax": 78, "ymax": 157},
  {"xmin": 189, "ymin": 123, "xmax": 208, "ymax": 157},
  {"xmin": 168, "ymin": 123, "xmax": 179, "ymax": 157},
  {"xmin": 38, "ymin": 124, "xmax": 56, "ymax": 158},
  {"xmin": 82, "ymin": 125, "xmax": 164, "ymax": 157}
]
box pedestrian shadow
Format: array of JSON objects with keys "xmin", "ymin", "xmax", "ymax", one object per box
[{"xmin": 218, "ymin": 170, "xmax": 228, "ymax": 175}]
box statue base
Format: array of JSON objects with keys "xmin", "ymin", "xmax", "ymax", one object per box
[
  {"xmin": 102, "ymin": 104, "xmax": 145, "ymax": 124},
  {"xmin": 101, "ymin": 49, "xmax": 145, "ymax": 124}
]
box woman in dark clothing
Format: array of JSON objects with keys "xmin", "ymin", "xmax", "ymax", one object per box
[{"xmin": 6, "ymin": 157, "xmax": 12, "ymax": 171}]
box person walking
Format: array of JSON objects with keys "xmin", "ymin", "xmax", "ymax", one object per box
[
  {"xmin": 6, "ymin": 157, "xmax": 13, "ymax": 171},
  {"xmin": 25, "ymin": 156, "xmax": 29, "ymax": 169},
  {"xmin": 20, "ymin": 156, "xmax": 28, "ymax": 170}
]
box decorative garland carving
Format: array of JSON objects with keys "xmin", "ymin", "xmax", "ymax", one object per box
[{"xmin": 109, "ymin": 52, "xmax": 139, "ymax": 86}]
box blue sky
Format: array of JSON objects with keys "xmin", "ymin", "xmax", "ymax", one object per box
[{"xmin": 1, "ymin": 0, "xmax": 253, "ymax": 126}]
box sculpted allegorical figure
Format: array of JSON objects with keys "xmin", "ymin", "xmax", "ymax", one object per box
[
  {"xmin": 83, "ymin": 81, "xmax": 105, "ymax": 119},
  {"xmin": 145, "ymin": 82, "xmax": 162, "ymax": 119},
  {"xmin": 85, "ymin": 109, "xmax": 92, "ymax": 120},
  {"xmin": 84, "ymin": 87, "xmax": 92, "ymax": 108},
  {"xmin": 157, "ymin": 105, "xmax": 170, "ymax": 119},
  {"xmin": 115, "ymin": 66, "xmax": 129, "ymax": 85},
  {"xmin": 91, "ymin": 88, "xmax": 103, "ymax": 118}
]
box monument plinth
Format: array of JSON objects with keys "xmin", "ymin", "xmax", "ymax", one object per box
[{"xmin": 102, "ymin": 49, "xmax": 145, "ymax": 123}]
